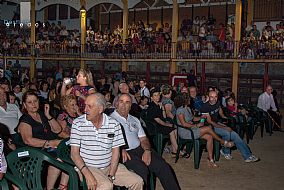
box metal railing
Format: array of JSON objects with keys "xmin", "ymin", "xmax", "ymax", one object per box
[{"xmin": 2, "ymin": 40, "xmax": 284, "ymax": 60}]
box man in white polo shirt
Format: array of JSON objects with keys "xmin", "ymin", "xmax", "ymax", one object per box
[
  {"xmin": 0, "ymin": 87, "xmax": 22, "ymax": 138},
  {"xmin": 111, "ymin": 93, "xmax": 180, "ymax": 190},
  {"xmin": 70, "ymin": 93, "xmax": 143, "ymax": 190},
  {"xmin": 257, "ymin": 85, "xmax": 282, "ymax": 131}
]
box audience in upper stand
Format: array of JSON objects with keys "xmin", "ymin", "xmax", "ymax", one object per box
[{"xmin": 1, "ymin": 17, "xmax": 284, "ymax": 58}]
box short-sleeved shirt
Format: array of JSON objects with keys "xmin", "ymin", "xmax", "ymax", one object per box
[
  {"xmin": 176, "ymin": 106, "xmax": 200, "ymax": 139},
  {"xmin": 161, "ymin": 97, "xmax": 176, "ymax": 116},
  {"xmin": 200, "ymin": 101, "xmax": 221, "ymax": 122},
  {"xmin": 0, "ymin": 103, "xmax": 22, "ymax": 134},
  {"xmin": 0, "ymin": 138, "xmax": 7, "ymax": 173},
  {"xmin": 70, "ymin": 113, "xmax": 125, "ymax": 169},
  {"xmin": 110, "ymin": 110, "xmax": 146, "ymax": 151}
]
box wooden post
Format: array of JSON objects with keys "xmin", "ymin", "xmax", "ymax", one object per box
[
  {"xmin": 30, "ymin": 0, "xmax": 36, "ymax": 80},
  {"xmin": 170, "ymin": 0, "xmax": 179, "ymax": 75},
  {"xmin": 80, "ymin": 0, "xmax": 86, "ymax": 69},
  {"xmin": 122, "ymin": 0, "xmax": 128, "ymax": 72},
  {"xmin": 232, "ymin": 0, "xmax": 242, "ymax": 98},
  {"xmin": 263, "ymin": 63, "xmax": 269, "ymax": 91},
  {"xmin": 247, "ymin": 0, "xmax": 254, "ymax": 27}
]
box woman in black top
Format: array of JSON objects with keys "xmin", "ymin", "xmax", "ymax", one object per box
[
  {"xmin": 147, "ymin": 88, "xmax": 178, "ymax": 155},
  {"xmin": 17, "ymin": 91, "xmax": 67, "ymax": 190}
]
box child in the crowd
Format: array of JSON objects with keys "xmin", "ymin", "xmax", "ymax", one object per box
[{"xmin": 226, "ymin": 96, "xmax": 250, "ymax": 120}]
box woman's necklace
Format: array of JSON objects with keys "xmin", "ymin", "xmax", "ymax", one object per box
[{"xmin": 31, "ymin": 113, "xmax": 48, "ymax": 133}]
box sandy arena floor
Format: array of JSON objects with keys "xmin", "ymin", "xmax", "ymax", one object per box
[{"xmin": 155, "ymin": 125, "xmax": 284, "ymax": 190}]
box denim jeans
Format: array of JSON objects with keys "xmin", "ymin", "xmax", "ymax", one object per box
[{"xmin": 213, "ymin": 127, "xmax": 252, "ymax": 160}]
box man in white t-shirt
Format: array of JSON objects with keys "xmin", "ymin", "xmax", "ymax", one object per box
[{"xmin": 0, "ymin": 88, "xmax": 22, "ymax": 137}]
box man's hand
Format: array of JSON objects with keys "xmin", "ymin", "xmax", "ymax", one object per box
[
  {"xmin": 142, "ymin": 150, "xmax": 152, "ymax": 166},
  {"xmin": 122, "ymin": 149, "xmax": 131, "ymax": 163},
  {"xmin": 84, "ymin": 171, "xmax": 97, "ymax": 190}
]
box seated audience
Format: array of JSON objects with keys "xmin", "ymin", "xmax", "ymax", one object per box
[
  {"xmin": 257, "ymin": 85, "xmax": 282, "ymax": 131},
  {"xmin": 57, "ymin": 94, "xmax": 82, "ymax": 138},
  {"xmin": 70, "ymin": 93, "xmax": 144, "ymax": 190},
  {"xmin": 0, "ymin": 87, "xmax": 22, "ymax": 140},
  {"xmin": 111, "ymin": 93, "xmax": 180, "ymax": 190},
  {"xmin": 175, "ymin": 94, "xmax": 234, "ymax": 167},
  {"xmin": 200, "ymin": 90, "xmax": 259, "ymax": 163},
  {"xmin": 17, "ymin": 91, "xmax": 67, "ymax": 190},
  {"xmin": 147, "ymin": 88, "xmax": 178, "ymax": 156}
]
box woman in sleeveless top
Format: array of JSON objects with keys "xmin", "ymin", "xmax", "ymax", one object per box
[
  {"xmin": 17, "ymin": 91, "xmax": 68, "ymax": 190},
  {"xmin": 57, "ymin": 94, "xmax": 82, "ymax": 138},
  {"xmin": 61, "ymin": 68, "xmax": 96, "ymax": 113}
]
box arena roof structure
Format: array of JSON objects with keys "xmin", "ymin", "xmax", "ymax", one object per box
[{"xmin": 4, "ymin": 0, "xmax": 236, "ymax": 11}]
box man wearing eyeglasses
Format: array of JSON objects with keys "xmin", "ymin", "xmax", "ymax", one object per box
[
  {"xmin": 110, "ymin": 93, "xmax": 180, "ymax": 190},
  {"xmin": 257, "ymin": 85, "xmax": 282, "ymax": 131}
]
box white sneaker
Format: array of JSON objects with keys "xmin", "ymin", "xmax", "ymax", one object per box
[
  {"xmin": 220, "ymin": 149, "xmax": 233, "ymax": 160},
  {"xmin": 245, "ymin": 155, "xmax": 260, "ymax": 163}
]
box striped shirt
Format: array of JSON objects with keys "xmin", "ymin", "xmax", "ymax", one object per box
[
  {"xmin": 70, "ymin": 113, "xmax": 125, "ymax": 169},
  {"xmin": 0, "ymin": 138, "xmax": 7, "ymax": 173}
]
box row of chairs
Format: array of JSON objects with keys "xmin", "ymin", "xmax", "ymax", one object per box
[
  {"xmin": 140, "ymin": 110, "xmax": 220, "ymax": 169},
  {"xmin": 222, "ymin": 104, "xmax": 271, "ymax": 144},
  {"xmin": 140, "ymin": 104, "xmax": 270, "ymax": 169},
  {"xmin": 0, "ymin": 139, "xmax": 128, "ymax": 190}
]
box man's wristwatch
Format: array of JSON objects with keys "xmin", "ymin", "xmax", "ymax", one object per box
[{"xmin": 108, "ymin": 175, "xmax": 115, "ymax": 182}]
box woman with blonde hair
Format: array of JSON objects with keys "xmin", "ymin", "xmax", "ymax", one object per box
[
  {"xmin": 61, "ymin": 68, "xmax": 96, "ymax": 112},
  {"xmin": 57, "ymin": 94, "xmax": 82, "ymax": 138}
]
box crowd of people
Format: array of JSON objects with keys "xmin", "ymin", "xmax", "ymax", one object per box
[
  {"xmin": 1, "ymin": 17, "xmax": 284, "ymax": 58},
  {"xmin": 1, "ymin": 65, "xmax": 282, "ymax": 189}
]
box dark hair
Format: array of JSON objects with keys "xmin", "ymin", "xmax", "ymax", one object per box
[
  {"xmin": 225, "ymin": 96, "xmax": 234, "ymax": 104},
  {"xmin": 7, "ymin": 91, "xmax": 17, "ymax": 103},
  {"xmin": 174, "ymin": 93, "xmax": 190, "ymax": 108},
  {"xmin": 22, "ymin": 90, "xmax": 39, "ymax": 103},
  {"xmin": 39, "ymin": 80, "xmax": 49, "ymax": 91},
  {"xmin": 0, "ymin": 123, "xmax": 13, "ymax": 154},
  {"xmin": 150, "ymin": 87, "xmax": 160, "ymax": 97}
]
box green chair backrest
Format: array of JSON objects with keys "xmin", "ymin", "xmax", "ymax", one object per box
[
  {"xmin": 57, "ymin": 138, "xmax": 74, "ymax": 165},
  {"xmin": 6, "ymin": 146, "xmax": 79, "ymax": 190},
  {"xmin": 0, "ymin": 178, "xmax": 9, "ymax": 190}
]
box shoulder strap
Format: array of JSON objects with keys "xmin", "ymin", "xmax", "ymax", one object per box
[{"xmin": 119, "ymin": 124, "xmax": 129, "ymax": 150}]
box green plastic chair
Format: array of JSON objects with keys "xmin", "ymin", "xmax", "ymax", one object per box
[
  {"xmin": 6, "ymin": 146, "xmax": 79, "ymax": 190},
  {"xmin": 173, "ymin": 117, "xmax": 220, "ymax": 169},
  {"xmin": 140, "ymin": 110, "xmax": 170, "ymax": 156},
  {"xmin": 0, "ymin": 178, "xmax": 9, "ymax": 190},
  {"xmin": 57, "ymin": 138, "xmax": 124, "ymax": 190}
]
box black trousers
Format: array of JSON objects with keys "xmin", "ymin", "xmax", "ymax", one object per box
[{"xmin": 125, "ymin": 146, "xmax": 180, "ymax": 190}]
